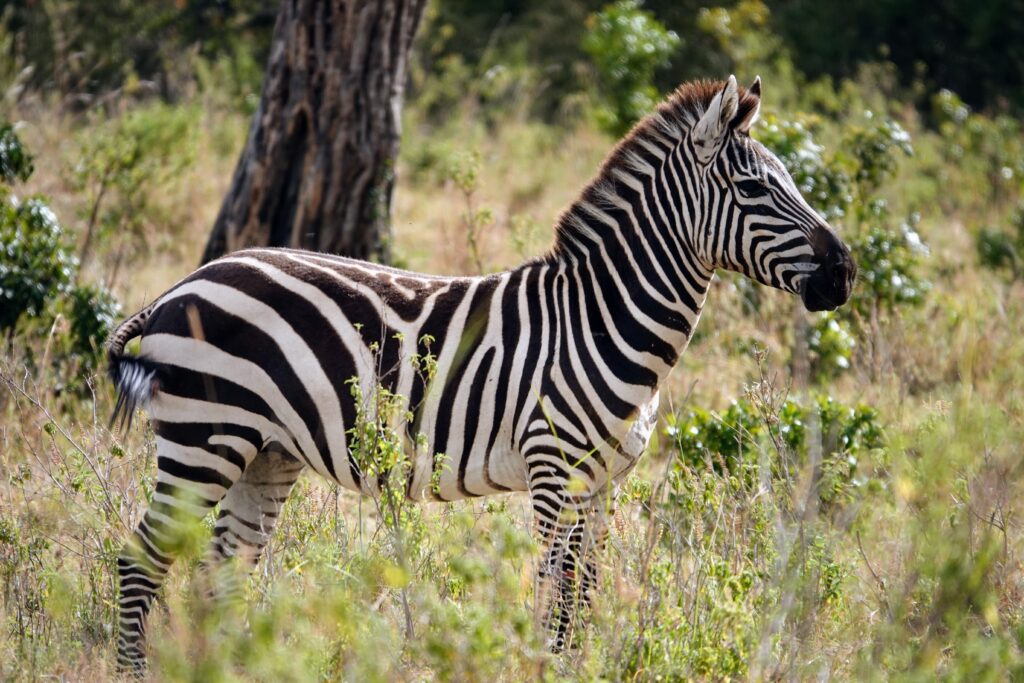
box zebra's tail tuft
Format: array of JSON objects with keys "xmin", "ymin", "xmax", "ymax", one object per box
[
  {"xmin": 108, "ymin": 353, "xmax": 160, "ymax": 431},
  {"xmin": 107, "ymin": 303, "xmax": 160, "ymax": 431}
]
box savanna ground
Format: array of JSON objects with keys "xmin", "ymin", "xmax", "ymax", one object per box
[{"xmin": 2, "ymin": 1, "xmax": 1024, "ymax": 680}]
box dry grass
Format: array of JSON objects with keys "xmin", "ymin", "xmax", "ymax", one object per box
[{"xmin": 2, "ymin": 88, "xmax": 1024, "ymax": 681}]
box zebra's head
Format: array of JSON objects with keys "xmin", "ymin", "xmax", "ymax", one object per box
[{"xmin": 687, "ymin": 76, "xmax": 856, "ymax": 312}]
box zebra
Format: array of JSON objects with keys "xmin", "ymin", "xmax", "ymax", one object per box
[{"xmin": 107, "ymin": 75, "xmax": 855, "ymax": 672}]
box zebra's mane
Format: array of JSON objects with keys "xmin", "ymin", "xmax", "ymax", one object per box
[{"xmin": 549, "ymin": 79, "xmax": 760, "ymax": 258}]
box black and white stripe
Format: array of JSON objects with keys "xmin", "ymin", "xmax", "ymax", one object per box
[{"xmin": 108, "ymin": 75, "xmax": 855, "ymax": 672}]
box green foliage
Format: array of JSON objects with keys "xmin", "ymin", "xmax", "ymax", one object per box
[
  {"xmin": 835, "ymin": 117, "xmax": 930, "ymax": 323},
  {"xmin": 0, "ymin": 125, "xmax": 73, "ymax": 335},
  {"xmin": 808, "ymin": 311, "xmax": 856, "ymax": 381},
  {"xmin": 772, "ymin": 0, "xmax": 1024, "ymax": 113},
  {"xmin": 0, "ymin": 195, "xmax": 73, "ymax": 334},
  {"xmin": 667, "ymin": 393, "xmax": 884, "ymax": 505},
  {"xmin": 757, "ymin": 109, "xmax": 930, "ymax": 330},
  {"xmin": 932, "ymin": 89, "xmax": 1024, "ymax": 208},
  {"xmin": 582, "ymin": 0, "xmax": 680, "ymax": 136},
  {"xmin": 696, "ymin": 0, "xmax": 782, "ymax": 79},
  {"xmin": 6, "ymin": 0, "xmax": 275, "ymax": 106},
  {"xmin": 443, "ymin": 151, "xmax": 496, "ymax": 274},
  {"xmin": 977, "ymin": 203, "xmax": 1024, "ymax": 279},
  {"xmin": 0, "ymin": 121, "xmax": 118, "ymax": 381},
  {"xmin": 850, "ymin": 212, "xmax": 930, "ymax": 318},
  {"xmin": 631, "ymin": 464, "xmax": 773, "ymax": 679},
  {"xmin": 843, "ymin": 115, "xmax": 914, "ymax": 199},
  {"xmin": 71, "ymin": 103, "xmax": 197, "ymax": 279},
  {"xmin": 0, "ymin": 124, "xmax": 34, "ymax": 184},
  {"xmin": 65, "ymin": 284, "xmax": 121, "ymax": 373}
]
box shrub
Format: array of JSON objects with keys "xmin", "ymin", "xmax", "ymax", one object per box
[
  {"xmin": 666, "ymin": 393, "xmax": 885, "ymax": 506},
  {"xmin": 808, "ymin": 311, "xmax": 856, "ymax": 381},
  {"xmin": 977, "ymin": 202, "xmax": 1024, "ymax": 280},
  {"xmin": 0, "ymin": 123, "xmax": 34, "ymax": 183},
  {"xmin": 64, "ymin": 284, "xmax": 121, "ymax": 373},
  {"xmin": 0, "ymin": 121, "xmax": 119, "ymax": 380},
  {"xmin": 843, "ymin": 115, "xmax": 913, "ymax": 200},
  {"xmin": 0, "ymin": 195, "xmax": 74, "ymax": 335},
  {"xmin": 933, "ymin": 89, "xmax": 1024, "ymax": 207},
  {"xmin": 70, "ymin": 103, "xmax": 197, "ymax": 281},
  {"xmin": 582, "ymin": 0, "xmax": 680, "ymax": 137},
  {"xmin": 758, "ymin": 110, "xmax": 929, "ymax": 328},
  {"xmin": 849, "ymin": 210, "xmax": 929, "ymax": 319}
]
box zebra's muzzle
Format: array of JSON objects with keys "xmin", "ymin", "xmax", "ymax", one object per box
[{"xmin": 801, "ymin": 228, "xmax": 856, "ymax": 312}]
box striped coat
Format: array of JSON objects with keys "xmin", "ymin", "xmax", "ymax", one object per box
[{"xmin": 108, "ymin": 75, "xmax": 855, "ymax": 672}]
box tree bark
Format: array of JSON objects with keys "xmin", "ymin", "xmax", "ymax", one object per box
[{"xmin": 201, "ymin": 0, "xmax": 427, "ymax": 265}]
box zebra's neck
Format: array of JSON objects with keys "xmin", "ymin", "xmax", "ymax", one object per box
[{"xmin": 538, "ymin": 132, "xmax": 714, "ymax": 401}]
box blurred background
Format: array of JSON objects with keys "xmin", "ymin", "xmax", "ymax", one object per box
[{"xmin": 1, "ymin": 1, "xmax": 1024, "ymax": 680}]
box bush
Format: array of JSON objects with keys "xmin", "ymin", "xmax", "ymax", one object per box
[
  {"xmin": 849, "ymin": 210, "xmax": 930, "ymax": 319},
  {"xmin": 70, "ymin": 103, "xmax": 197, "ymax": 280},
  {"xmin": 808, "ymin": 312, "xmax": 856, "ymax": 381},
  {"xmin": 977, "ymin": 202, "xmax": 1024, "ymax": 280},
  {"xmin": 666, "ymin": 393, "xmax": 885, "ymax": 506},
  {"xmin": 0, "ymin": 123, "xmax": 34, "ymax": 183},
  {"xmin": 933, "ymin": 89, "xmax": 1024, "ymax": 207},
  {"xmin": 65, "ymin": 284, "xmax": 121, "ymax": 373},
  {"xmin": 757, "ymin": 109, "xmax": 929, "ymax": 329},
  {"xmin": 582, "ymin": 0, "xmax": 680, "ymax": 136},
  {"xmin": 0, "ymin": 195, "xmax": 74, "ymax": 334},
  {"xmin": 0, "ymin": 122, "xmax": 119, "ymax": 380}
]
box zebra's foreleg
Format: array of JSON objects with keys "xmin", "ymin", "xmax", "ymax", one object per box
[
  {"xmin": 197, "ymin": 449, "xmax": 305, "ymax": 603},
  {"xmin": 577, "ymin": 489, "xmax": 615, "ymax": 616},
  {"xmin": 117, "ymin": 436, "xmax": 253, "ymax": 675},
  {"xmin": 531, "ymin": 480, "xmax": 617, "ymax": 653}
]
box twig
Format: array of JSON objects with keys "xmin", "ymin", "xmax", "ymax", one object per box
[
  {"xmin": 855, "ymin": 529, "xmax": 893, "ymax": 621},
  {"xmin": 1, "ymin": 370, "xmax": 130, "ymax": 534}
]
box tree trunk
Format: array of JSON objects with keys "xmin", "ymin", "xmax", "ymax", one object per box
[{"xmin": 201, "ymin": 0, "xmax": 427, "ymax": 265}]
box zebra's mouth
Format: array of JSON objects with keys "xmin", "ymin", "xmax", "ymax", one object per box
[
  {"xmin": 800, "ymin": 253, "xmax": 856, "ymax": 312},
  {"xmin": 800, "ymin": 224, "xmax": 856, "ymax": 312},
  {"xmin": 801, "ymin": 276, "xmax": 845, "ymax": 311}
]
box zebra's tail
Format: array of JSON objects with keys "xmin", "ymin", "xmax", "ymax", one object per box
[{"xmin": 106, "ymin": 302, "xmax": 160, "ymax": 431}]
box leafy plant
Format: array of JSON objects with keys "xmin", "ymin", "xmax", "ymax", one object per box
[
  {"xmin": 843, "ymin": 115, "xmax": 913, "ymax": 200},
  {"xmin": 808, "ymin": 311, "xmax": 856, "ymax": 381},
  {"xmin": 849, "ymin": 210, "xmax": 930, "ymax": 319},
  {"xmin": 0, "ymin": 123, "xmax": 33, "ymax": 183},
  {"xmin": 64, "ymin": 284, "xmax": 121, "ymax": 373},
  {"xmin": 759, "ymin": 110, "xmax": 929, "ymax": 332},
  {"xmin": 977, "ymin": 202, "xmax": 1024, "ymax": 280},
  {"xmin": 0, "ymin": 195, "xmax": 74, "ymax": 335},
  {"xmin": 70, "ymin": 103, "xmax": 197, "ymax": 283},
  {"xmin": 446, "ymin": 151, "xmax": 494, "ymax": 274},
  {"xmin": 666, "ymin": 393, "xmax": 884, "ymax": 506},
  {"xmin": 933, "ymin": 89, "xmax": 1024, "ymax": 207},
  {"xmin": 582, "ymin": 0, "xmax": 680, "ymax": 137},
  {"xmin": 0, "ymin": 122, "xmax": 119, "ymax": 379}
]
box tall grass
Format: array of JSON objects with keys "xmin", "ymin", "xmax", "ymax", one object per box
[{"xmin": 2, "ymin": 67, "xmax": 1024, "ymax": 681}]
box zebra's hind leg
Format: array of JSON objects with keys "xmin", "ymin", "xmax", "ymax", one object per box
[
  {"xmin": 532, "ymin": 482, "xmax": 615, "ymax": 653},
  {"xmin": 117, "ymin": 427, "xmax": 257, "ymax": 675},
  {"xmin": 197, "ymin": 449, "xmax": 305, "ymax": 603}
]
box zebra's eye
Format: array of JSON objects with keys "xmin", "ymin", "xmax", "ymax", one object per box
[{"xmin": 736, "ymin": 179, "xmax": 769, "ymax": 198}]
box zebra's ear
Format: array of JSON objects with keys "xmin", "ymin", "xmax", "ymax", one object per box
[
  {"xmin": 733, "ymin": 75, "xmax": 762, "ymax": 134},
  {"xmin": 692, "ymin": 75, "xmax": 739, "ymax": 161}
]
